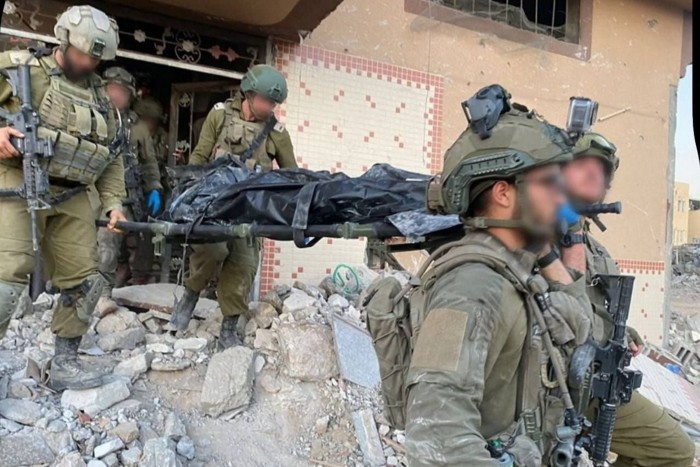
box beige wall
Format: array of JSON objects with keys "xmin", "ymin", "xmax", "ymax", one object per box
[
  {"xmin": 305, "ymin": 0, "xmax": 687, "ymax": 262},
  {"xmin": 689, "ymin": 211, "xmax": 700, "ymax": 244},
  {"xmin": 673, "ymin": 182, "xmax": 690, "ymax": 245}
]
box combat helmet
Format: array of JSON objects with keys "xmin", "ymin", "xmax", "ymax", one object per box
[
  {"xmin": 240, "ymin": 64, "xmax": 288, "ymax": 104},
  {"xmin": 104, "ymin": 67, "xmax": 136, "ymax": 96},
  {"xmin": 427, "ymin": 84, "xmax": 573, "ymax": 231},
  {"xmin": 54, "ymin": 6, "xmax": 120, "ymax": 61},
  {"xmin": 572, "ymin": 132, "xmax": 619, "ymax": 183},
  {"xmin": 133, "ymin": 96, "xmax": 163, "ymax": 120}
]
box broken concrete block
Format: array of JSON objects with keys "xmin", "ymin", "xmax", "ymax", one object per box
[
  {"xmin": 109, "ymin": 421, "xmax": 140, "ymax": 444},
  {"xmin": 0, "ymin": 430, "xmax": 55, "ymax": 465},
  {"xmin": 176, "ymin": 435, "xmax": 195, "ymax": 460},
  {"xmin": 0, "ymin": 398, "xmax": 42, "ymax": 425},
  {"xmin": 328, "ymin": 294, "xmax": 350, "ymax": 309},
  {"xmin": 164, "ymin": 411, "xmax": 187, "ymax": 441},
  {"xmin": 87, "ymin": 460, "xmax": 106, "ymax": 467},
  {"xmin": 140, "ymin": 437, "xmax": 177, "ymax": 467},
  {"xmin": 253, "ymin": 329, "xmax": 278, "ymax": 352},
  {"xmin": 150, "ymin": 359, "xmax": 191, "ymax": 372},
  {"xmin": 146, "ymin": 343, "xmax": 172, "ymax": 354},
  {"xmin": 94, "ymin": 436, "xmax": 124, "ymax": 458},
  {"xmin": 282, "ymin": 290, "xmax": 316, "ymax": 314},
  {"xmin": 61, "ymin": 380, "xmax": 130, "ymax": 417},
  {"xmin": 332, "ymin": 315, "xmax": 381, "ymax": 388},
  {"xmin": 112, "ymin": 284, "xmax": 221, "ymax": 320},
  {"xmin": 249, "ymin": 301, "xmax": 278, "ymax": 329},
  {"xmin": 278, "ymin": 323, "xmax": 338, "ymax": 381},
  {"xmin": 102, "ymin": 453, "xmax": 119, "ymax": 467},
  {"xmin": 96, "ymin": 309, "xmax": 142, "ymax": 335},
  {"xmin": 113, "ymin": 352, "xmax": 153, "ymax": 380},
  {"xmin": 97, "ymin": 327, "xmax": 146, "ymax": 352},
  {"xmin": 353, "ymin": 409, "xmax": 384, "ymax": 467},
  {"xmin": 55, "ymin": 451, "xmax": 87, "ymax": 467},
  {"xmin": 120, "ymin": 447, "xmax": 142, "ymax": 467},
  {"xmin": 261, "ymin": 290, "xmax": 283, "ymax": 313},
  {"xmin": 173, "ymin": 337, "xmax": 207, "ymax": 352},
  {"xmin": 200, "ymin": 346, "xmax": 255, "ymax": 417}
]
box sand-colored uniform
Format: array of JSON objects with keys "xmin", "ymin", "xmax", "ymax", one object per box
[
  {"xmin": 578, "ymin": 225, "xmax": 695, "ymax": 467},
  {"xmin": 185, "ymin": 94, "xmax": 296, "ymax": 317},
  {"xmin": 98, "ymin": 113, "xmax": 162, "ymax": 290},
  {"xmin": 0, "ymin": 49, "xmax": 124, "ymax": 338},
  {"xmin": 405, "ymin": 232, "xmax": 592, "ymax": 466}
]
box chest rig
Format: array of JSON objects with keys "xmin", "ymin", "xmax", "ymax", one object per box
[
  {"xmin": 32, "ymin": 53, "xmax": 115, "ymax": 185},
  {"xmin": 213, "ymin": 99, "xmax": 274, "ymax": 172}
]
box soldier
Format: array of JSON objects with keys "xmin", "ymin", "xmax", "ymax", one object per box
[
  {"xmin": 560, "ymin": 133, "xmax": 694, "ymax": 467},
  {"xmin": 406, "ymin": 106, "xmax": 593, "ymax": 465},
  {"xmin": 134, "ymin": 96, "xmax": 170, "ymax": 193},
  {"xmin": 169, "ymin": 64, "xmax": 296, "ymax": 348},
  {"xmin": 96, "ymin": 72, "xmax": 163, "ymax": 315},
  {"xmin": 0, "ymin": 6, "xmax": 125, "ymax": 390}
]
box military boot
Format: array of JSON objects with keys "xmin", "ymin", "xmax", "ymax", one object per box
[
  {"xmin": 218, "ymin": 316, "xmax": 242, "ymax": 349},
  {"xmin": 49, "ymin": 336, "xmax": 104, "ymax": 391},
  {"xmin": 170, "ymin": 287, "xmax": 199, "ymax": 331}
]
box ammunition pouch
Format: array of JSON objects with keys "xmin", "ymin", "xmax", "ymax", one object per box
[{"xmin": 38, "ymin": 127, "xmax": 113, "ymax": 185}]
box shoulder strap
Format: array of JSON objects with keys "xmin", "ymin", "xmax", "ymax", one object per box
[{"xmin": 239, "ymin": 115, "xmax": 278, "ymax": 163}]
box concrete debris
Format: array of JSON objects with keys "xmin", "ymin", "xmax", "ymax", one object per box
[
  {"xmin": 176, "ymin": 435, "xmax": 196, "ymax": 460},
  {"xmin": 109, "ymin": 421, "xmax": 140, "ymax": 443},
  {"xmin": 200, "ymin": 346, "xmax": 255, "ymax": 417},
  {"xmin": 173, "ymin": 337, "xmax": 208, "ymax": 352},
  {"xmin": 249, "ymin": 301, "xmax": 278, "ymax": 329},
  {"xmin": 94, "ymin": 436, "xmax": 125, "ymax": 458},
  {"xmin": 278, "ymin": 323, "xmax": 338, "ymax": 381},
  {"xmin": 0, "ymin": 397, "xmax": 42, "ymax": 425},
  {"xmin": 332, "ymin": 315, "xmax": 381, "ymax": 388},
  {"xmin": 112, "ymin": 283, "xmax": 220, "ymax": 320},
  {"xmin": 87, "ymin": 460, "xmax": 107, "ymax": 467},
  {"xmin": 254, "ymin": 329, "xmax": 279, "ymax": 353},
  {"xmin": 56, "ymin": 451, "xmax": 87, "ymax": 467},
  {"xmin": 120, "ymin": 447, "xmax": 142, "ymax": 467},
  {"xmin": 282, "ymin": 289, "xmax": 317, "ymax": 314},
  {"xmin": 353, "ymin": 408, "xmax": 385, "ymax": 467},
  {"xmin": 61, "ymin": 380, "xmax": 131, "ymax": 417},
  {"xmin": 164, "ymin": 411, "xmax": 187, "ymax": 441},
  {"xmin": 97, "ymin": 327, "xmax": 146, "ymax": 352},
  {"xmin": 0, "ymin": 430, "xmax": 55, "ymax": 465},
  {"xmin": 113, "ymin": 352, "xmax": 153, "ymax": 380},
  {"xmin": 96, "ymin": 308, "xmax": 142, "ymax": 335},
  {"xmin": 140, "ymin": 437, "xmax": 178, "ymax": 467}
]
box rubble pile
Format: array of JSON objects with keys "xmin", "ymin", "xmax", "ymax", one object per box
[{"xmin": 0, "ymin": 270, "xmax": 409, "ymax": 466}]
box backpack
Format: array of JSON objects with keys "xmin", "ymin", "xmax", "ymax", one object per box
[{"xmin": 364, "ymin": 236, "xmax": 507, "ymax": 429}]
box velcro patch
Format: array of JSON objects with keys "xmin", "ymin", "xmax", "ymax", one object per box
[
  {"xmin": 213, "ymin": 102, "xmax": 225, "ymax": 110},
  {"xmin": 410, "ymin": 308, "xmax": 469, "ymax": 373},
  {"xmin": 273, "ymin": 121, "xmax": 285, "ymax": 132}
]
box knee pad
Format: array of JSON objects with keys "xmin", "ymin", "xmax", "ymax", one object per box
[
  {"xmin": 59, "ymin": 273, "xmax": 107, "ymax": 323},
  {"xmin": 0, "ymin": 280, "xmax": 26, "ymax": 326}
]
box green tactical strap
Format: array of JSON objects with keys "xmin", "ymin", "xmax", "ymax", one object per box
[{"xmin": 239, "ymin": 115, "xmax": 277, "ymax": 164}]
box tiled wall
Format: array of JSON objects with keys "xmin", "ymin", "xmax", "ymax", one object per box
[
  {"xmin": 258, "ymin": 41, "xmax": 444, "ymax": 293},
  {"xmin": 256, "ymin": 41, "xmax": 666, "ymax": 346},
  {"xmin": 617, "ymin": 260, "xmax": 665, "ymax": 346}
]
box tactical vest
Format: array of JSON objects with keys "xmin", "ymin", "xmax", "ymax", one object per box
[
  {"xmin": 213, "ymin": 99, "xmax": 274, "ymax": 172},
  {"xmin": 5, "ymin": 50, "xmax": 115, "ymax": 185},
  {"xmin": 365, "ymin": 233, "xmax": 578, "ymax": 462}
]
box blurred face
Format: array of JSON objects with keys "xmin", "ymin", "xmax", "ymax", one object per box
[
  {"xmin": 60, "ymin": 46, "xmax": 100, "ymax": 81},
  {"xmin": 521, "ymin": 165, "xmax": 566, "ymax": 228},
  {"xmin": 562, "ymin": 156, "xmax": 607, "ymax": 204},
  {"xmin": 247, "ymin": 93, "xmax": 277, "ymax": 120},
  {"xmin": 106, "ymin": 83, "xmax": 131, "ymax": 111}
]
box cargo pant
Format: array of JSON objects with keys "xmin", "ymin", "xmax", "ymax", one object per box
[
  {"xmin": 586, "ymin": 391, "xmax": 695, "ymax": 466},
  {"xmin": 185, "ymin": 238, "xmax": 259, "ymax": 317},
  {"xmin": 97, "ymin": 206, "xmax": 154, "ymax": 294},
  {"xmin": 0, "ymin": 165, "xmax": 99, "ymax": 339}
]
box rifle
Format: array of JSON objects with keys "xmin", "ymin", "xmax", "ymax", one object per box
[
  {"xmin": 573, "ymin": 202, "xmax": 621, "ymax": 232},
  {"xmin": 0, "ymin": 63, "xmax": 53, "ymax": 300},
  {"xmin": 121, "ymin": 141, "xmax": 146, "ymax": 222},
  {"xmin": 588, "ymin": 274, "xmax": 643, "ymax": 466}
]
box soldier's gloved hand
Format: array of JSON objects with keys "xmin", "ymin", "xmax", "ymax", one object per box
[
  {"xmin": 558, "ymin": 202, "xmax": 582, "ymax": 232},
  {"xmin": 147, "ymin": 190, "xmax": 162, "ymax": 216}
]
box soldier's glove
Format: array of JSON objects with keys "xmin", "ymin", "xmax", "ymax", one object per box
[
  {"xmin": 558, "ymin": 203, "xmax": 582, "ymax": 233},
  {"xmin": 147, "ymin": 190, "xmax": 162, "ymax": 216}
]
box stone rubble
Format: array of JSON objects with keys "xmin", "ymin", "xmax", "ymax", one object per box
[{"xmin": 0, "ymin": 274, "xmax": 409, "ymax": 466}]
